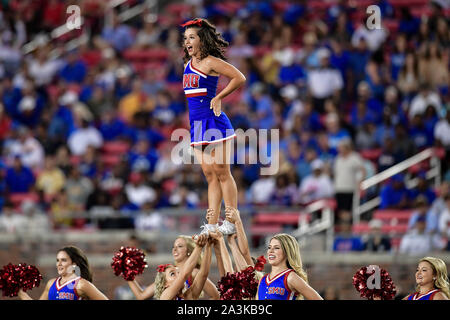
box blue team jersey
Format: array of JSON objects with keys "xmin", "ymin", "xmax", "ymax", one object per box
[
  {"xmin": 48, "ymin": 277, "xmax": 82, "ymax": 300},
  {"xmin": 406, "ymin": 289, "xmax": 440, "ymax": 300},
  {"xmin": 258, "ymin": 269, "xmax": 297, "ymax": 300},
  {"xmin": 183, "ymin": 59, "xmax": 235, "ymax": 146}
]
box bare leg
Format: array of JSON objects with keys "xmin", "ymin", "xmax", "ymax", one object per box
[
  {"xmin": 212, "ymin": 140, "xmax": 238, "ymax": 213},
  {"xmin": 193, "ymin": 146, "xmax": 222, "ymax": 224}
]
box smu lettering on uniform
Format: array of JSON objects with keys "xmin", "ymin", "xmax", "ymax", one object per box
[
  {"xmin": 268, "ymin": 287, "xmax": 285, "ymax": 295},
  {"xmin": 183, "ymin": 73, "xmax": 200, "ymax": 88},
  {"xmin": 58, "ymin": 292, "xmax": 75, "ymax": 300}
]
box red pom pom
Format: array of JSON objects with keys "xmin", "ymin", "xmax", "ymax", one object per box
[
  {"xmin": 111, "ymin": 247, "xmax": 148, "ymax": 281},
  {"xmin": 0, "ymin": 263, "xmax": 43, "ymax": 297},
  {"xmin": 352, "ymin": 266, "xmax": 397, "ymax": 300},
  {"xmin": 254, "ymin": 255, "xmax": 266, "ymax": 271},
  {"xmin": 218, "ymin": 267, "xmax": 258, "ymax": 300}
]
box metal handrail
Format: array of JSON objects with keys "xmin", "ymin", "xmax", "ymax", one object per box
[
  {"xmin": 352, "ymin": 147, "xmax": 441, "ymax": 224},
  {"xmin": 21, "ymin": 0, "xmax": 156, "ymax": 56},
  {"xmin": 291, "ymin": 199, "xmax": 336, "ymax": 251}
]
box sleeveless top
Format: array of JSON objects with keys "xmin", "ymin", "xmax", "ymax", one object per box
[
  {"xmin": 183, "ymin": 59, "xmax": 219, "ymax": 122},
  {"xmin": 258, "ymin": 269, "xmax": 297, "ymax": 300},
  {"xmin": 406, "ymin": 289, "xmax": 441, "ymax": 300},
  {"xmin": 48, "ymin": 276, "xmax": 82, "ymax": 300}
]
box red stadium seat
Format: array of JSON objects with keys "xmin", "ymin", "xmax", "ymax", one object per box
[
  {"xmin": 101, "ymin": 154, "xmax": 121, "ymax": 168},
  {"xmin": 101, "ymin": 141, "xmax": 130, "ymax": 155},
  {"xmin": 373, "ymin": 209, "xmax": 414, "ymax": 224},
  {"xmin": 9, "ymin": 193, "xmax": 40, "ymax": 207},
  {"xmin": 252, "ymin": 212, "xmax": 309, "ymax": 225},
  {"xmin": 361, "ymin": 148, "xmax": 382, "ymax": 162},
  {"xmin": 352, "ymin": 222, "xmax": 409, "ymax": 234},
  {"xmin": 250, "ymin": 225, "xmax": 283, "ymax": 236}
]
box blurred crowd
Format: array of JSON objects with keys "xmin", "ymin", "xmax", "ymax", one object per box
[{"xmin": 0, "ymin": 0, "xmax": 449, "ymax": 250}]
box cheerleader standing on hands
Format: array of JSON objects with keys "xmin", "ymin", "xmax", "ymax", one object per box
[
  {"xmin": 256, "ymin": 234, "xmax": 323, "ymax": 300},
  {"xmin": 404, "ymin": 257, "xmax": 449, "ymax": 300},
  {"xmin": 126, "ymin": 235, "xmax": 219, "ymax": 299},
  {"xmin": 181, "ymin": 18, "xmax": 246, "ymax": 236},
  {"xmin": 18, "ymin": 246, "xmax": 108, "ymax": 300}
]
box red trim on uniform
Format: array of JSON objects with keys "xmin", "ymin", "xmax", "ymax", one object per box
[
  {"xmin": 185, "ymin": 92, "xmax": 207, "ymax": 98},
  {"xmin": 428, "ymin": 289, "xmax": 440, "ymax": 300},
  {"xmin": 73, "ymin": 278, "xmax": 81, "ymax": 300},
  {"xmin": 265, "ymin": 269, "xmax": 291, "ymax": 286},
  {"xmin": 189, "ymin": 61, "xmax": 207, "ymax": 77},
  {"xmin": 413, "ymin": 289, "xmax": 439, "ymax": 300},
  {"xmin": 283, "ymin": 269, "xmax": 295, "ymax": 299}
]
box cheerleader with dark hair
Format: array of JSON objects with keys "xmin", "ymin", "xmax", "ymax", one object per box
[
  {"xmin": 181, "ymin": 18, "xmax": 246, "ymax": 237},
  {"xmin": 17, "ymin": 246, "xmax": 108, "ymax": 300}
]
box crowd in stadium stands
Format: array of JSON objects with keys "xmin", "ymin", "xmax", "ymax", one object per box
[{"xmin": 0, "ymin": 0, "xmax": 449, "ymax": 252}]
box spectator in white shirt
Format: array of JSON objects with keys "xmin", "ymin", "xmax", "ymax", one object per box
[
  {"xmin": 298, "ymin": 159, "xmax": 334, "ymax": 204},
  {"xmin": 20, "ymin": 200, "xmax": 51, "ymax": 236},
  {"xmin": 125, "ymin": 172, "xmax": 157, "ymax": 208},
  {"xmin": 249, "ymin": 175, "xmax": 276, "ymax": 205},
  {"xmin": 307, "ymin": 48, "xmax": 343, "ymax": 113},
  {"xmin": 333, "ymin": 138, "xmax": 366, "ymax": 222},
  {"xmin": 68, "ymin": 118, "xmax": 104, "ymax": 156},
  {"xmin": 434, "ymin": 109, "xmax": 450, "ymax": 149},
  {"xmin": 438, "ymin": 194, "xmax": 450, "ymax": 238},
  {"xmin": 399, "ymin": 216, "xmax": 446, "ymax": 256},
  {"xmin": 0, "ymin": 202, "xmax": 26, "ymax": 233},
  {"xmin": 7, "ymin": 125, "xmax": 44, "ymax": 169},
  {"xmin": 408, "ymin": 83, "xmax": 442, "ymax": 120},
  {"xmin": 28, "ymin": 47, "xmax": 64, "ymax": 86},
  {"xmin": 351, "ymin": 20, "xmax": 388, "ymax": 52}
]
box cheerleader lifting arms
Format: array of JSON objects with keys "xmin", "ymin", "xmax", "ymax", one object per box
[
  {"xmin": 156, "ymin": 234, "xmax": 213, "ymax": 300},
  {"xmin": 126, "ymin": 235, "xmax": 219, "ymax": 300}
]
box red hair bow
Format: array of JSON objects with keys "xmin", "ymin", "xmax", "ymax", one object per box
[
  {"xmin": 254, "ymin": 255, "xmax": 266, "ymax": 271},
  {"xmin": 180, "ymin": 19, "xmax": 202, "ymax": 28},
  {"xmin": 156, "ymin": 264, "xmax": 172, "ymax": 273}
]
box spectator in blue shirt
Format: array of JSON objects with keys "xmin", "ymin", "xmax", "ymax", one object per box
[
  {"xmin": 101, "ymin": 11, "xmax": 135, "ymax": 53},
  {"xmin": 99, "ymin": 109, "xmax": 128, "ymax": 141},
  {"xmin": 407, "ymin": 195, "xmax": 439, "ymax": 234},
  {"xmin": 398, "ymin": 7, "xmax": 421, "ymax": 38},
  {"xmin": 377, "ymin": 136, "xmax": 403, "ymax": 172},
  {"xmin": 126, "ymin": 139, "xmax": 159, "ymax": 174},
  {"xmin": 124, "ymin": 112, "xmax": 165, "ymax": 147},
  {"xmin": 246, "ymin": 82, "xmax": 274, "ymax": 130},
  {"xmin": 59, "ymin": 50, "xmax": 87, "ymax": 84},
  {"xmin": 325, "ymin": 112, "xmax": 351, "ymax": 156},
  {"xmin": 5, "ymin": 156, "xmax": 35, "ymax": 193},
  {"xmin": 379, "ymin": 173, "xmax": 410, "ymax": 209},
  {"xmin": 409, "ymin": 114, "xmax": 434, "ymax": 150},
  {"xmin": 333, "ymin": 221, "xmax": 363, "ymax": 252},
  {"xmin": 408, "ymin": 171, "xmax": 437, "ymax": 205}
]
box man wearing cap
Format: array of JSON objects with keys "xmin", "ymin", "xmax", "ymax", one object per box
[
  {"xmin": 407, "ymin": 195, "xmax": 439, "ymax": 234},
  {"xmin": 399, "ymin": 215, "xmax": 446, "ymax": 255},
  {"xmin": 362, "ymin": 219, "xmax": 392, "ymax": 252},
  {"xmin": 298, "ymin": 159, "xmax": 334, "ymax": 204},
  {"xmin": 306, "ymin": 47, "xmax": 343, "ymax": 114}
]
